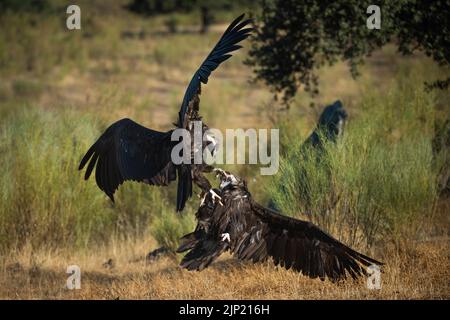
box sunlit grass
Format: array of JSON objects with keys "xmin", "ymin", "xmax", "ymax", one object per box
[
  {"xmin": 0, "ymin": 106, "xmax": 192, "ymax": 252},
  {"xmin": 269, "ymin": 67, "xmax": 446, "ymax": 249},
  {"xmin": 0, "ymin": 4, "xmax": 448, "ymax": 299}
]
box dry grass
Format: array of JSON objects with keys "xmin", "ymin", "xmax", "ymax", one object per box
[
  {"xmin": 1, "ymin": 203, "xmax": 449, "ymax": 300},
  {"xmin": 0, "ymin": 6, "xmax": 449, "ymax": 300},
  {"xmin": 1, "ymin": 237, "xmax": 448, "ymax": 299}
]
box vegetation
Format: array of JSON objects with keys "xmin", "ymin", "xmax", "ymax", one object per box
[
  {"xmin": 126, "ymin": 0, "xmax": 257, "ymax": 16},
  {"xmin": 269, "ymin": 66, "xmax": 446, "ymax": 248},
  {"xmin": 247, "ymin": 0, "xmax": 450, "ymax": 103},
  {"xmin": 0, "ymin": 1, "xmax": 448, "ymax": 299},
  {"xmin": 126, "ymin": 0, "xmax": 258, "ymax": 33},
  {"xmin": 0, "ymin": 106, "xmax": 193, "ymax": 251},
  {"xmin": 0, "ymin": 3, "xmax": 259, "ymax": 254}
]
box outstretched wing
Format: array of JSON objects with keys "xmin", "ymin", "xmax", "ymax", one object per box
[
  {"xmin": 177, "ymin": 189, "xmax": 228, "ymax": 270},
  {"xmin": 79, "ymin": 118, "xmax": 176, "ymax": 201},
  {"xmin": 174, "ymin": 14, "xmax": 252, "ymax": 211},
  {"xmin": 229, "ymin": 201, "xmax": 382, "ymax": 281},
  {"xmin": 177, "ymin": 14, "xmax": 253, "ymax": 128}
]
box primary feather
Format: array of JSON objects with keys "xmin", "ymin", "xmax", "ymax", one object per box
[
  {"xmin": 78, "ymin": 15, "xmax": 253, "ymax": 211},
  {"xmin": 178, "ymin": 14, "xmax": 253, "ymax": 127}
]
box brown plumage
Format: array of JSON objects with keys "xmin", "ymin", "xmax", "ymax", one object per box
[{"xmin": 177, "ymin": 169, "xmax": 382, "ymax": 281}]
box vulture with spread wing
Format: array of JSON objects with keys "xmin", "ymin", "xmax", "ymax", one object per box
[
  {"xmin": 177, "ymin": 169, "xmax": 382, "ymax": 281},
  {"xmin": 78, "ymin": 15, "xmax": 253, "ymax": 211}
]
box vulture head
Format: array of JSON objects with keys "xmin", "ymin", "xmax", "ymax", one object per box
[
  {"xmin": 317, "ymin": 100, "xmax": 348, "ymax": 142},
  {"xmin": 189, "ymin": 122, "xmax": 219, "ymax": 161},
  {"xmin": 213, "ymin": 168, "xmax": 245, "ymax": 189}
]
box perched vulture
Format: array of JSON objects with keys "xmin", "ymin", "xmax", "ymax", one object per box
[
  {"xmin": 303, "ymin": 100, "xmax": 348, "ymax": 148},
  {"xmin": 268, "ymin": 100, "xmax": 348, "ymax": 212},
  {"xmin": 178, "ymin": 169, "xmax": 382, "ymax": 281},
  {"xmin": 78, "ymin": 14, "xmax": 253, "ymax": 211}
]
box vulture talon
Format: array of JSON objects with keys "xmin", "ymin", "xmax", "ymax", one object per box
[
  {"xmin": 200, "ymin": 192, "xmax": 207, "ymax": 206},
  {"xmin": 209, "ymin": 189, "xmax": 223, "ymax": 206}
]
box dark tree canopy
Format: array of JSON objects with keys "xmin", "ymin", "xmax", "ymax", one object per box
[
  {"xmin": 0, "ymin": 0, "xmax": 49, "ymax": 13},
  {"xmin": 126, "ymin": 0, "xmax": 257, "ymax": 33},
  {"xmin": 126, "ymin": 0, "xmax": 256, "ymax": 16},
  {"xmin": 247, "ymin": 0, "xmax": 450, "ymax": 103},
  {"xmin": 126, "ymin": 0, "xmax": 200, "ymax": 15}
]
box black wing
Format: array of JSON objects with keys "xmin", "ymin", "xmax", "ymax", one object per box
[
  {"xmin": 177, "ymin": 189, "xmax": 228, "ymax": 270},
  {"xmin": 174, "ymin": 14, "xmax": 252, "ymax": 211},
  {"xmin": 177, "ymin": 13, "xmax": 253, "ymax": 128},
  {"xmin": 230, "ymin": 200, "xmax": 382, "ymax": 281},
  {"xmin": 79, "ymin": 118, "xmax": 176, "ymax": 201}
]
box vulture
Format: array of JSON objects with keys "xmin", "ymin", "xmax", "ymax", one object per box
[
  {"xmin": 303, "ymin": 100, "xmax": 348, "ymax": 149},
  {"xmin": 268, "ymin": 100, "xmax": 348, "ymax": 212},
  {"xmin": 78, "ymin": 14, "xmax": 253, "ymax": 211},
  {"xmin": 177, "ymin": 169, "xmax": 382, "ymax": 281}
]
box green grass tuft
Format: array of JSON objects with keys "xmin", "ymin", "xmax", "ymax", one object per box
[
  {"xmin": 0, "ymin": 106, "xmax": 193, "ymax": 252},
  {"xmin": 269, "ymin": 68, "xmax": 444, "ymax": 248}
]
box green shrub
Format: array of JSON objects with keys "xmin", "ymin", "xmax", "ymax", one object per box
[
  {"xmin": 12, "ymin": 79, "xmax": 44, "ymax": 98},
  {"xmin": 164, "ymin": 15, "xmax": 180, "ymax": 34},
  {"xmin": 269, "ymin": 69, "xmax": 442, "ymax": 248},
  {"xmin": 150, "ymin": 207, "xmax": 195, "ymax": 252},
  {"xmin": 0, "ymin": 106, "xmax": 181, "ymax": 251}
]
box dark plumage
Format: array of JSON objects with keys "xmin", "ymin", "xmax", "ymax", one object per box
[
  {"xmin": 178, "ymin": 169, "xmax": 382, "ymax": 281},
  {"xmin": 78, "ymin": 14, "xmax": 253, "ymax": 211},
  {"xmin": 304, "ymin": 100, "xmax": 348, "ymax": 148},
  {"xmin": 268, "ymin": 100, "xmax": 348, "ymax": 212}
]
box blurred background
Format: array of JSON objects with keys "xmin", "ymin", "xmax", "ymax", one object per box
[{"xmin": 0, "ymin": 0, "xmax": 448, "ymax": 299}]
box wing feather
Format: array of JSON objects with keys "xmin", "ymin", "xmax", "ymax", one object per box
[
  {"xmin": 177, "ymin": 14, "xmax": 253, "ymax": 127},
  {"xmin": 84, "ymin": 153, "xmax": 98, "ymax": 180},
  {"xmin": 226, "ymin": 200, "xmax": 382, "ymax": 281},
  {"xmin": 253, "ymin": 202, "xmax": 381, "ymax": 280},
  {"xmin": 79, "ymin": 118, "xmax": 175, "ymax": 202}
]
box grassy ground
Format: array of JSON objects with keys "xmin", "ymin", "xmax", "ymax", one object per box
[
  {"xmin": 0, "ymin": 3, "xmax": 448, "ymax": 299},
  {"xmin": 1, "ymin": 232, "xmax": 448, "ymax": 299}
]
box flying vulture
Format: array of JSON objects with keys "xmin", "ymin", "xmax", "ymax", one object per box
[
  {"xmin": 78, "ymin": 14, "xmax": 253, "ymax": 211},
  {"xmin": 177, "ymin": 169, "xmax": 382, "ymax": 281}
]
